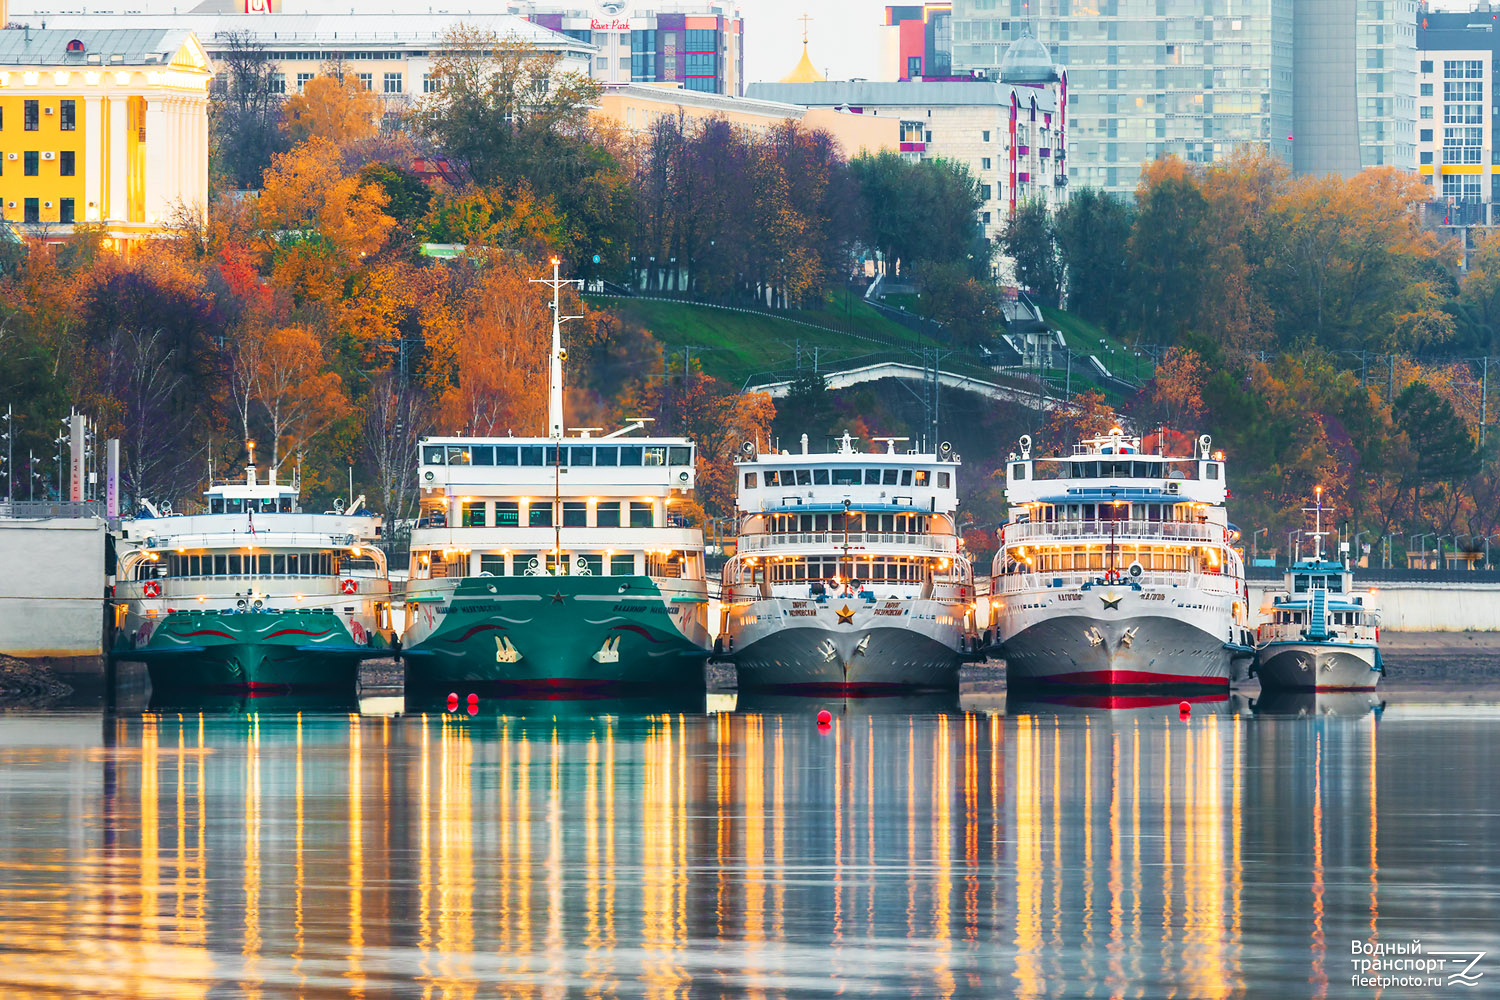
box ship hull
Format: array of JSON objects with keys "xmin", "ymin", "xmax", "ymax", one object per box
[
  {"xmin": 401, "ymin": 575, "xmax": 711, "ymax": 692},
  {"xmin": 113, "ymin": 609, "xmax": 380, "ymax": 693},
  {"xmin": 1254, "ymin": 641, "xmax": 1382, "ymax": 691},
  {"xmin": 725, "ymin": 597, "xmax": 968, "ymax": 693},
  {"xmin": 1000, "ymin": 613, "xmax": 1233, "ymax": 688}
]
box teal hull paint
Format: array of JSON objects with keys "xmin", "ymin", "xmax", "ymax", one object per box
[
  {"xmin": 115, "ymin": 609, "xmax": 376, "ymax": 692},
  {"xmin": 403, "ymin": 575, "xmax": 710, "ymax": 691}
]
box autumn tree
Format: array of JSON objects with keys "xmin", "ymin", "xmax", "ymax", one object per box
[
  {"xmin": 281, "ymin": 75, "xmax": 381, "ymax": 146},
  {"xmin": 1038, "ymin": 390, "xmax": 1117, "ymax": 454},
  {"xmin": 208, "ymin": 31, "xmax": 290, "ymax": 192},
  {"xmin": 253, "ymin": 326, "xmax": 350, "ymax": 470}
]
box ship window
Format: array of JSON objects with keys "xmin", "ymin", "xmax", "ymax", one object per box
[
  {"xmin": 796, "ymin": 469, "xmax": 812, "ymax": 486},
  {"xmin": 883, "ymin": 469, "xmax": 899, "ymax": 485},
  {"xmin": 423, "ymin": 446, "xmax": 445, "ymax": 465},
  {"xmin": 629, "ymin": 502, "xmax": 654, "ymax": 528},
  {"xmin": 529, "ymin": 503, "xmax": 553, "ymax": 527},
  {"xmin": 815, "ymin": 514, "xmax": 830, "ymax": 531},
  {"xmin": 280, "ymin": 498, "xmax": 293, "ymax": 512},
  {"xmin": 228, "ymin": 555, "xmax": 242, "ymax": 575},
  {"xmin": 669, "ymin": 446, "xmax": 691, "ymax": 465},
  {"xmin": 901, "ymin": 470, "xmax": 913, "ymax": 486},
  {"xmin": 619, "ymin": 446, "xmax": 643, "ymax": 466},
  {"xmin": 833, "ymin": 468, "xmax": 860, "ymax": 485},
  {"xmin": 260, "ymin": 555, "xmax": 272, "ymax": 575},
  {"xmin": 744, "ymin": 472, "xmax": 758, "ymax": 488},
  {"xmin": 214, "ymin": 555, "xmax": 227, "ymax": 575},
  {"xmin": 471, "ymin": 446, "xmax": 494, "ymax": 466},
  {"xmin": 480, "ymin": 554, "xmax": 508, "ymax": 576},
  {"xmin": 545, "ymin": 446, "xmax": 563, "ymax": 466},
  {"xmin": 563, "ymin": 502, "xmax": 587, "ymax": 526},
  {"xmin": 262, "ymin": 498, "xmax": 277, "ymax": 513},
  {"xmin": 865, "ymin": 469, "xmax": 881, "ymax": 484},
  {"xmin": 610, "ymin": 553, "xmax": 635, "ymax": 576},
  {"xmin": 643, "ymin": 447, "xmax": 666, "ymax": 466},
  {"xmin": 227, "ymin": 498, "xmax": 244, "ymax": 513},
  {"xmin": 520, "ymin": 446, "xmax": 544, "ymax": 467},
  {"xmin": 597, "ymin": 502, "xmax": 621, "ymax": 528},
  {"xmin": 463, "ymin": 501, "xmax": 487, "ymax": 527},
  {"xmin": 579, "ymin": 554, "xmax": 604, "ymax": 576},
  {"xmin": 937, "ymin": 472, "xmax": 950, "ymax": 488},
  {"xmin": 447, "ymin": 446, "xmax": 470, "ymax": 466},
  {"xmin": 272, "ymin": 554, "xmax": 286, "ymax": 575},
  {"xmin": 814, "ymin": 469, "xmax": 830, "ymax": 485},
  {"xmin": 914, "ymin": 470, "xmax": 930, "ymax": 486},
  {"xmin": 496, "ymin": 501, "xmax": 519, "ymax": 527},
  {"xmin": 496, "ymin": 446, "xmax": 519, "ymax": 466},
  {"xmin": 764, "ymin": 470, "xmax": 779, "ymax": 486},
  {"xmin": 210, "ymin": 498, "xmax": 225, "ymax": 513},
  {"xmin": 571, "ymin": 447, "xmax": 594, "ymax": 466},
  {"xmin": 595, "ymin": 446, "xmax": 619, "ymax": 466}
]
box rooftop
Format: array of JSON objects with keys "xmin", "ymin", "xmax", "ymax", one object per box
[
  {"xmin": 747, "ymin": 78, "xmax": 1059, "ymax": 112},
  {"xmin": 0, "ymin": 26, "xmax": 200, "ymax": 67}
]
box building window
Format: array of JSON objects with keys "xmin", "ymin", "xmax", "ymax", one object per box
[
  {"xmin": 23, "ymin": 151, "xmax": 38, "ymax": 176},
  {"xmin": 422, "ymin": 73, "xmax": 441, "ymax": 93},
  {"xmin": 23, "ymin": 100, "xmax": 38, "ymax": 131},
  {"xmin": 59, "ymin": 198, "xmax": 74, "ymax": 224},
  {"xmin": 982, "ymin": 211, "xmax": 992, "ymax": 224},
  {"xmin": 59, "ymin": 100, "xmax": 75, "ymax": 131},
  {"xmin": 1420, "ymin": 128, "xmax": 1433, "ymax": 142},
  {"xmin": 23, "ymin": 198, "xmax": 38, "ymax": 223},
  {"xmin": 982, "ymin": 129, "xmax": 991, "ymax": 142},
  {"xmin": 1443, "ymin": 126, "xmax": 1483, "ymax": 165},
  {"xmin": 1420, "ymin": 82, "xmax": 1433, "ymax": 96},
  {"xmin": 297, "ymin": 72, "xmax": 314, "ymax": 92},
  {"xmin": 980, "ymin": 183, "xmax": 992, "ymax": 200},
  {"xmin": 357, "ymin": 72, "xmax": 373, "ymax": 90},
  {"xmin": 383, "ymin": 72, "xmax": 402, "ymax": 93},
  {"xmin": 1420, "ymin": 151, "xmax": 1433, "ymax": 165},
  {"xmin": 1421, "ymin": 60, "xmax": 1433, "ymax": 74},
  {"xmin": 1420, "ymin": 106, "xmax": 1433, "ymax": 120},
  {"xmin": 60, "ymin": 150, "xmax": 74, "ymax": 176},
  {"xmin": 982, "ymin": 157, "xmax": 992, "ymax": 169},
  {"xmin": 907, "ymin": 55, "xmax": 922, "ymax": 78},
  {"xmin": 270, "ymin": 73, "xmax": 286, "ymax": 94}
]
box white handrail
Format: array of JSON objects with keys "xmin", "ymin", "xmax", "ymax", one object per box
[{"xmin": 1002, "ymin": 520, "xmax": 1228, "ymax": 545}]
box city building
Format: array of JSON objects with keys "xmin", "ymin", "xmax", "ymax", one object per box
[
  {"xmin": 512, "ymin": 1, "xmax": 744, "ymax": 96},
  {"xmin": 750, "ymin": 72, "xmax": 1067, "ymax": 251},
  {"xmin": 8, "ymin": 14, "xmax": 593, "ymax": 112},
  {"xmin": 949, "ymin": 1, "xmax": 1413, "ymax": 196},
  {"xmin": 0, "ymin": 25, "xmax": 213, "ymax": 244},
  {"xmin": 595, "ymin": 83, "xmax": 898, "ymax": 157},
  {"xmin": 882, "ymin": 3, "xmax": 954, "ymax": 81}
]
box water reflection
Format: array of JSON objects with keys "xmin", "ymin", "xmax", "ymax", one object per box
[{"xmin": 0, "ymin": 703, "xmax": 1495, "ymax": 996}]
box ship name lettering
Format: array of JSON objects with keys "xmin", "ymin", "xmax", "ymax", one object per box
[
  {"xmin": 1058, "ymin": 593, "xmax": 1081, "ymax": 602},
  {"xmin": 788, "ymin": 609, "xmax": 818, "ymax": 617}
]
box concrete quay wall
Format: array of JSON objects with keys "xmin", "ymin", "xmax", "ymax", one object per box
[
  {"xmin": 0, "ymin": 518, "xmax": 107, "ymax": 679},
  {"xmin": 1249, "ymin": 579, "xmax": 1500, "ymax": 632}
]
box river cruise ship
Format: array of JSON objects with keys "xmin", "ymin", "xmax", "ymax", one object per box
[
  {"xmin": 718, "ymin": 432, "xmax": 980, "ymax": 692},
  {"xmin": 1253, "ymin": 491, "xmax": 1383, "ymax": 691},
  {"xmin": 399, "ymin": 261, "xmax": 712, "ymax": 692},
  {"xmin": 991, "ymin": 429, "xmax": 1253, "ymax": 688},
  {"xmin": 112, "ymin": 459, "xmax": 393, "ymax": 692}
]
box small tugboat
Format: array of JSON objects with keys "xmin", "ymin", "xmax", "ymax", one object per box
[
  {"xmin": 991, "ymin": 428, "xmax": 1254, "ymax": 689},
  {"xmin": 1253, "ymin": 488, "xmax": 1383, "ymax": 692},
  {"xmin": 718, "ymin": 432, "xmax": 980, "ymax": 693},
  {"xmin": 112, "ymin": 447, "xmax": 394, "ymax": 693},
  {"xmin": 399, "ymin": 260, "xmax": 712, "ymax": 692}
]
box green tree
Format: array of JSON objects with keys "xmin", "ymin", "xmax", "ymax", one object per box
[
  {"xmin": 1393, "ymin": 380, "xmax": 1477, "ymax": 493},
  {"xmin": 850, "ymin": 152, "xmax": 984, "ymax": 276},
  {"xmin": 999, "ymin": 197, "xmax": 1060, "ymax": 304},
  {"xmin": 1053, "ymin": 188, "xmax": 1134, "ymax": 333}
]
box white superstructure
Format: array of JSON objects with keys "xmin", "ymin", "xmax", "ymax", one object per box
[
  {"xmin": 992, "ymin": 429, "xmax": 1252, "ymax": 689},
  {"xmin": 719, "ymin": 432, "xmax": 979, "ymax": 692}
]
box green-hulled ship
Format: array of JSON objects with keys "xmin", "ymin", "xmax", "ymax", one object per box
[
  {"xmin": 399, "ymin": 260, "xmax": 712, "ymax": 693},
  {"xmin": 111, "ymin": 453, "xmax": 394, "ymax": 693}
]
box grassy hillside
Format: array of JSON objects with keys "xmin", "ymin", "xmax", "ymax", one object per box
[{"xmin": 1042, "ymin": 307, "xmax": 1154, "ymax": 385}]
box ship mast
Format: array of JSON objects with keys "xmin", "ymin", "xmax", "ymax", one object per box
[
  {"xmin": 530, "ymin": 257, "xmax": 583, "ymax": 440},
  {"xmin": 1302, "ymin": 485, "xmax": 1327, "ymax": 563}
]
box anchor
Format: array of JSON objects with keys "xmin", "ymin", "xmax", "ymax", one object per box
[
  {"xmin": 819, "ymin": 639, "xmax": 839, "ymax": 663},
  {"xmin": 1085, "ymin": 627, "xmax": 1105, "ymax": 647},
  {"xmin": 494, "ymin": 635, "xmax": 523, "ymax": 664},
  {"xmin": 854, "ymin": 634, "xmax": 871, "ymax": 657},
  {"xmin": 1119, "ymin": 626, "xmax": 1139, "ymax": 648},
  {"xmin": 592, "ymin": 635, "xmax": 622, "ymax": 664}
]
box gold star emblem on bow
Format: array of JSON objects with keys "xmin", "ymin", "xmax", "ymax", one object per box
[
  {"xmin": 1100, "ymin": 594, "xmax": 1122, "ymax": 611},
  {"xmin": 836, "ymin": 604, "xmax": 856, "ymax": 625}
]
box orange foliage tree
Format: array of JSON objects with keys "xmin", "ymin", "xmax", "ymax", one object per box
[
  {"xmin": 253, "ymin": 326, "xmax": 350, "ymax": 470},
  {"xmin": 281, "ymin": 75, "xmax": 381, "ymax": 146}
]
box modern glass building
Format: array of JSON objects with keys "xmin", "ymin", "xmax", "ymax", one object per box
[{"xmin": 951, "ymin": 0, "xmax": 1412, "ymax": 196}]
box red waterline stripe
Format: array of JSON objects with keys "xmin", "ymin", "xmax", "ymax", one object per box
[
  {"xmin": 741, "ymin": 682, "xmax": 944, "ymax": 697},
  {"xmin": 262, "ymin": 629, "xmax": 334, "ymax": 640},
  {"xmin": 444, "ymin": 623, "xmax": 508, "ymax": 643},
  {"xmin": 610, "ymin": 623, "xmax": 663, "ymax": 643},
  {"xmin": 1019, "ymin": 670, "xmax": 1229, "ymax": 688},
  {"xmin": 1022, "ymin": 692, "xmax": 1230, "ymax": 710},
  {"xmin": 171, "ymin": 629, "xmax": 237, "ymax": 640}
]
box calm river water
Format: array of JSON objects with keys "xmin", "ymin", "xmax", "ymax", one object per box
[{"xmin": 0, "ymin": 690, "xmax": 1497, "ymax": 998}]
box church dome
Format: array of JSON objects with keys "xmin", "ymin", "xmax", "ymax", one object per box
[
  {"xmin": 781, "ymin": 43, "xmax": 826, "ymax": 84},
  {"xmin": 998, "ymin": 31, "xmax": 1059, "ymax": 84}
]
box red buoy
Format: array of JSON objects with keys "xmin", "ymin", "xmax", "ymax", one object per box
[
  {"xmin": 817, "ymin": 709, "xmax": 832, "ymax": 725},
  {"xmin": 1179, "ymin": 700, "xmax": 1191, "ymax": 718},
  {"xmin": 446, "ymin": 692, "xmax": 459, "ymax": 711},
  {"xmin": 467, "ymin": 693, "xmax": 479, "ymax": 705}
]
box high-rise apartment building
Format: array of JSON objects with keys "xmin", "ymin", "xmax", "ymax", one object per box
[{"xmin": 950, "ymin": 0, "xmax": 1413, "ymax": 195}]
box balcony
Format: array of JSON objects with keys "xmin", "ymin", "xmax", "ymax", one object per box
[
  {"xmin": 1001, "ymin": 519, "xmax": 1229, "ymax": 546},
  {"xmin": 735, "ymin": 531, "xmax": 956, "ymax": 554},
  {"xmin": 993, "ymin": 569, "xmax": 1242, "ymax": 597}
]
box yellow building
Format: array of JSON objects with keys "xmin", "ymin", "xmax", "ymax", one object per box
[
  {"xmin": 595, "ymin": 82, "xmax": 898, "ymax": 159},
  {"xmin": 0, "ymin": 26, "xmax": 212, "ymax": 245}
]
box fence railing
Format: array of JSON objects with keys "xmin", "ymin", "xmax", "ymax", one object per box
[
  {"xmin": 736, "ymin": 531, "xmax": 956, "ymax": 554},
  {"xmin": 1001, "ymin": 520, "xmax": 1228, "ymax": 546},
  {"xmin": 0, "ymin": 500, "xmax": 108, "ymax": 519}
]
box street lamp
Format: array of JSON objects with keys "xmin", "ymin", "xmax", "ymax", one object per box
[
  {"xmin": 1412, "ymin": 533, "xmax": 1434, "ymax": 569},
  {"xmin": 1252, "ymin": 527, "xmax": 1268, "ymax": 565},
  {"xmin": 1383, "ymin": 531, "xmax": 1404, "ymax": 570}
]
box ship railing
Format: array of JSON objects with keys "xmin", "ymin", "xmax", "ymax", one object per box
[
  {"xmin": 1255, "ymin": 621, "xmax": 1379, "ymax": 644},
  {"xmin": 1001, "ymin": 520, "xmax": 1227, "ymax": 545},
  {"xmin": 992, "ymin": 570, "xmax": 1243, "ymax": 596},
  {"xmin": 735, "ymin": 531, "xmax": 955, "ymax": 554}
]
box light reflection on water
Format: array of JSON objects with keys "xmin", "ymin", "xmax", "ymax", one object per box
[{"xmin": 0, "ymin": 696, "xmax": 1496, "ymax": 997}]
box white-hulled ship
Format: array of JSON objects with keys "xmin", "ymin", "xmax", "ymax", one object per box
[
  {"xmin": 718, "ymin": 432, "xmax": 981, "ymax": 693},
  {"xmin": 1253, "ymin": 490, "xmax": 1383, "ymax": 692},
  {"xmin": 398, "ymin": 261, "xmax": 712, "ymax": 692},
  {"xmin": 991, "ymin": 428, "xmax": 1253, "ymax": 689},
  {"xmin": 111, "ymin": 454, "xmax": 393, "ymax": 693}
]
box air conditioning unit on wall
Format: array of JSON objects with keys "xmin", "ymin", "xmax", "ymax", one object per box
[{"xmin": 41, "ymin": 151, "xmax": 55, "ymax": 160}]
